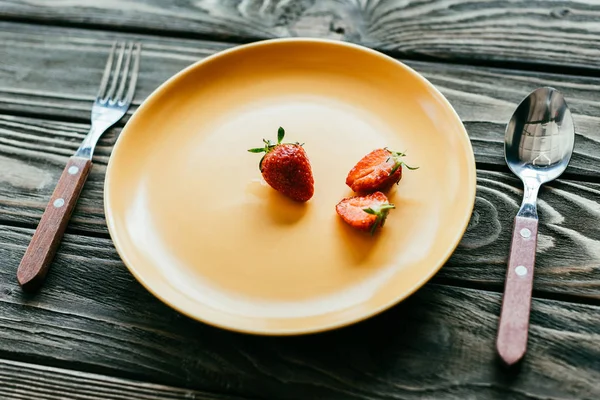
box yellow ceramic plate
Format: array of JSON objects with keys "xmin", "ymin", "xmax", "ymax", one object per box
[{"xmin": 105, "ymin": 38, "xmax": 476, "ymax": 335}]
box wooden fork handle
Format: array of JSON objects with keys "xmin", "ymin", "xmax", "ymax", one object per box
[
  {"xmin": 496, "ymin": 215, "xmax": 538, "ymax": 366},
  {"xmin": 17, "ymin": 156, "xmax": 92, "ymax": 292}
]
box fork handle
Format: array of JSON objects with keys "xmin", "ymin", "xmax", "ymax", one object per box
[
  {"xmin": 496, "ymin": 215, "xmax": 538, "ymax": 366},
  {"xmin": 17, "ymin": 156, "xmax": 92, "ymax": 292}
]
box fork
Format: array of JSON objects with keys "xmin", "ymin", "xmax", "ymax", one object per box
[{"xmin": 16, "ymin": 41, "xmax": 141, "ymax": 292}]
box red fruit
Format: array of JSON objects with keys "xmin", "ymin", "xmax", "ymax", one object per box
[
  {"xmin": 248, "ymin": 127, "xmax": 314, "ymax": 202},
  {"xmin": 345, "ymin": 148, "xmax": 417, "ymax": 193},
  {"xmin": 335, "ymin": 191, "xmax": 395, "ymax": 234}
]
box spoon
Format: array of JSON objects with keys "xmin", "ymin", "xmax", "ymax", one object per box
[{"xmin": 497, "ymin": 86, "xmax": 575, "ymax": 365}]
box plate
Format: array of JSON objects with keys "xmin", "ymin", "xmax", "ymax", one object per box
[{"xmin": 104, "ymin": 38, "xmax": 476, "ymax": 335}]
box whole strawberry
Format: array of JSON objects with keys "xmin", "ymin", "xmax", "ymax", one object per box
[
  {"xmin": 248, "ymin": 127, "xmax": 314, "ymax": 202},
  {"xmin": 346, "ymin": 148, "xmax": 417, "ymax": 193},
  {"xmin": 335, "ymin": 191, "xmax": 395, "ymax": 235}
]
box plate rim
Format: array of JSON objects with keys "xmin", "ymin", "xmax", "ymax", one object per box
[{"xmin": 104, "ymin": 37, "xmax": 477, "ymax": 335}]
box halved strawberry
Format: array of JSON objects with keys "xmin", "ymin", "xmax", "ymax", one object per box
[
  {"xmin": 345, "ymin": 148, "xmax": 417, "ymax": 193},
  {"xmin": 335, "ymin": 191, "xmax": 395, "ymax": 234},
  {"xmin": 248, "ymin": 127, "xmax": 314, "ymax": 202}
]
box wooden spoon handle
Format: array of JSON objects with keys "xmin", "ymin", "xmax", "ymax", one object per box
[
  {"xmin": 17, "ymin": 156, "xmax": 92, "ymax": 292},
  {"xmin": 496, "ymin": 215, "xmax": 538, "ymax": 366}
]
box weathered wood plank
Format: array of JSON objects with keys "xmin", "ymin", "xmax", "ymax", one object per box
[
  {"xmin": 0, "ymin": 115, "xmax": 115, "ymax": 233},
  {"xmin": 1, "ymin": 0, "xmax": 599, "ymax": 71},
  {"xmin": 0, "ymin": 23, "xmax": 599, "ymax": 178},
  {"xmin": 0, "ymin": 22, "xmax": 233, "ymax": 120},
  {"xmin": 446, "ymin": 172, "xmax": 600, "ymax": 300},
  {"xmin": 0, "ymin": 227, "xmax": 598, "ymax": 399},
  {"xmin": 1, "ymin": 112, "xmax": 599, "ymax": 299},
  {"xmin": 0, "ymin": 359, "xmax": 252, "ymax": 400},
  {"xmin": 0, "ymin": 5, "xmax": 597, "ymax": 400}
]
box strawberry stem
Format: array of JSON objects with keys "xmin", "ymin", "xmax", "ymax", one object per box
[
  {"xmin": 363, "ymin": 203, "xmax": 395, "ymax": 235},
  {"xmin": 248, "ymin": 126, "xmax": 295, "ymax": 171},
  {"xmin": 385, "ymin": 148, "xmax": 419, "ymax": 174}
]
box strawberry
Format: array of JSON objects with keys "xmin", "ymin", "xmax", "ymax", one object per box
[
  {"xmin": 248, "ymin": 127, "xmax": 314, "ymax": 202},
  {"xmin": 345, "ymin": 148, "xmax": 417, "ymax": 193},
  {"xmin": 335, "ymin": 191, "xmax": 395, "ymax": 234}
]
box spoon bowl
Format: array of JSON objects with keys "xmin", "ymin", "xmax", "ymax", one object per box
[
  {"xmin": 505, "ymin": 86, "xmax": 575, "ymax": 187},
  {"xmin": 497, "ymin": 87, "xmax": 575, "ymax": 365}
]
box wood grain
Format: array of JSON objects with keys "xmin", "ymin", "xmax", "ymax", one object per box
[
  {"xmin": 0, "ymin": 226, "xmax": 598, "ymax": 399},
  {"xmin": 0, "ymin": 22, "xmax": 233, "ymax": 121},
  {"xmin": 1, "ymin": 4, "xmax": 598, "ymax": 400},
  {"xmin": 1, "ymin": 0, "xmax": 600, "ymax": 71},
  {"xmin": 0, "ymin": 359, "xmax": 252, "ymax": 400},
  {"xmin": 0, "ymin": 115, "xmax": 113, "ymax": 233},
  {"xmin": 1, "ymin": 23, "xmax": 600, "ymax": 178},
  {"xmin": 444, "ymin": 171, "xmax": 600, "ymax": 300}
]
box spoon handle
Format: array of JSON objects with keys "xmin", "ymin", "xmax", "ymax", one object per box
[{"xmin": 496, "ymin": 215, "xmax": 538, "ymax": 366}]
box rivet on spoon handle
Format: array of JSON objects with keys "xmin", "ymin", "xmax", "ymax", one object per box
[{"xmin": 496, "ymin": 216, "xmax": 538, "ymax": 365}]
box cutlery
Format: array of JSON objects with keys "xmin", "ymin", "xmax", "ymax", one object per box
[
  {"xmin": 497, "ymin": 87, "xmax": 575, "ymax": 365},
  {"xmin": 16, "ymin": 42, "xmax": 141, "ymax": 292}
]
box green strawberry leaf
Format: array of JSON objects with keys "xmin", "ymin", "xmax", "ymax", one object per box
[
  {"xmin": 248, "ymin": 148, "xmax": 266, "ymax": 153},
  {"xmin": 386, "ymin": 149, "xmax": 419, "ymax": 174},
  {"xmin": 363, "ymin": 203, "xmax": 396, "ymax": 235},
  {"xmin": 249, "ymin": 126, "xmax": 297, "ymax": 171}
]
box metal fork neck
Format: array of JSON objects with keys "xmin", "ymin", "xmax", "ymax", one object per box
[{"xmin": 74, "ymin": 121, "xmax": 113, "ymax": 159}]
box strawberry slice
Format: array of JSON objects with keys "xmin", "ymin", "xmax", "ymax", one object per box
[
  {"xmin": 345, "ymin": 148, "xmax": 417, "ymax": 193},
  {"xmin": 335, "ymin": 191, "xmax": 395, "ymax": 234}
]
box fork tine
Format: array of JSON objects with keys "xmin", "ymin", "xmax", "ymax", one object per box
[
  {"xmin": 123, "ymin": 43, "xmax": 141, "ymax": 106},
  {"xmin": 115, "ymin": 42, "xmax": 134, "ymax": 102},
  {"xmin": 96, "ymin": 42, "xmax": 117, "ymax": 99},
  {"xmin": 104, "ymin": 42, "xmax": 126, "ymax": 102}
]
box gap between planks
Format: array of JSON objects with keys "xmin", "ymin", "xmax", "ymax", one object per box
[
  {"xmin": 0, "ymin": 217, "xmax": 112, "ymax": 240},
  {"xmin": 0, "ymin": 107, "xmax": 91, "ymax": 126},
  {"xmin": 0, "ymin": 357, "xmax": 260, "ymax": 400},
  {"xmin": 434, "ymin": 277, "xmax": 600, "ymax": 308}
]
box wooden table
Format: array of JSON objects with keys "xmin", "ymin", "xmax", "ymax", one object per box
[{"xmin": 1, "ymin": 1, "xmax": 599, "ymax": 399}]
